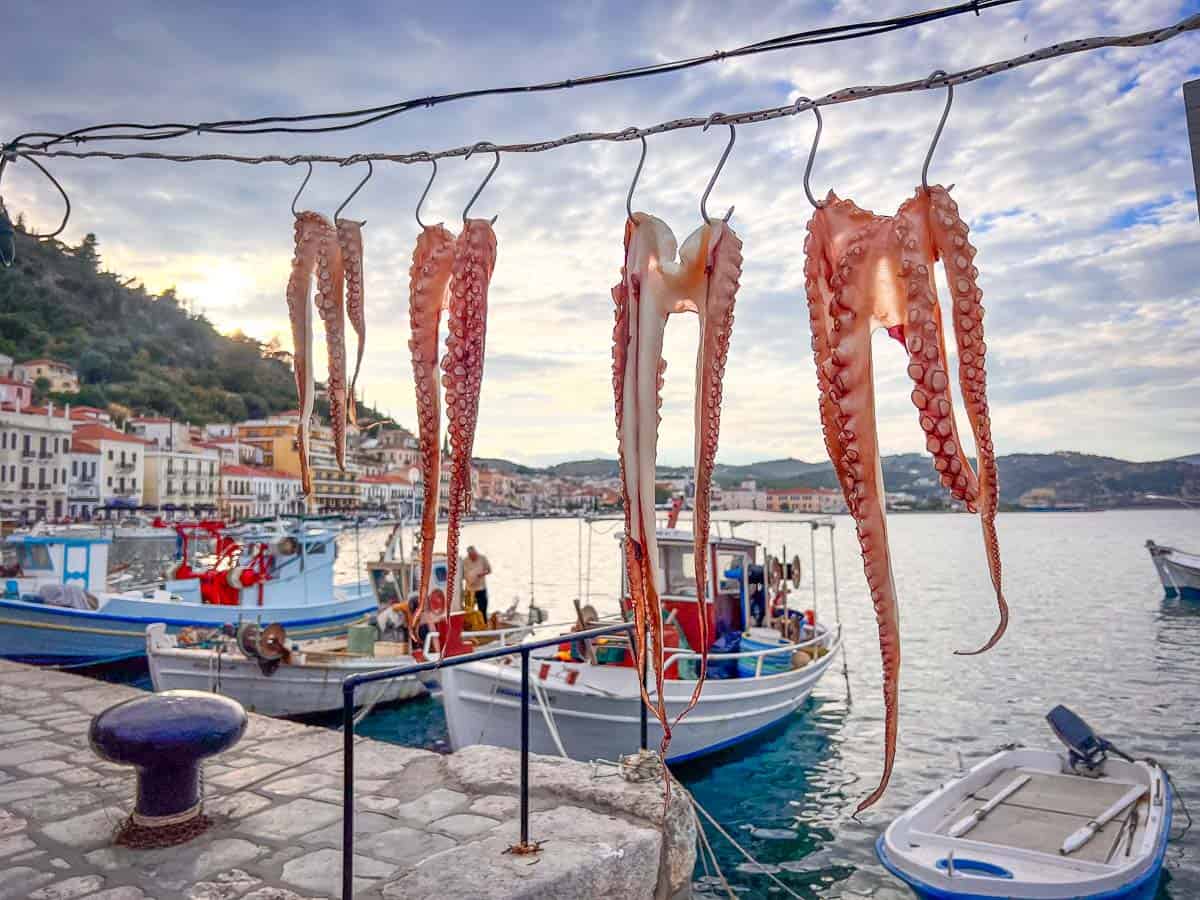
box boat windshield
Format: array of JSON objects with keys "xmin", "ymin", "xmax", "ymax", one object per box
[
  {"xmin": 16, "ymin": 542, "xmax": 52, "ymax": 571},
  {"xmin": 661, "ymin": 545, "xmax": 698, "ymax": 597}
]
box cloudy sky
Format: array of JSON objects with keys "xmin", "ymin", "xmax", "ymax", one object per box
[{"xmin": 3, "ymin": 1, "xmax": 1198, "ymax": 467}]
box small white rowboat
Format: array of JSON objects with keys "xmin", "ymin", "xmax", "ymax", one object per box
[
  {"xmin": 1146, "ymin": 540, "xmax": 1200, "ymax": 601},
  {"xmin": 877, "ymin": 745, "xmax": 1171, "ymax": 899},
  {"xmin": 146, "ymin": 622, "xmax": 426, "ymax": 717}
]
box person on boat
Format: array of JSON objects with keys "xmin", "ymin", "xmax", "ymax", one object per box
[{"xmin": 463, "ymin": 546, "xmax": 492, "ymax": 620}]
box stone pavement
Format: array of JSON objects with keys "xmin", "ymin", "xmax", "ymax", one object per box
[{"xmin": 0, "ymin": 661, "xmax": 694, "ymax": 899}]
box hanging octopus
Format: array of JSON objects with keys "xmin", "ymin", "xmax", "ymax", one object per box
[
  {"xmin": 407, "ymin": 224, "xmax": 456, "ymax": 628},
  {"xmin": 337, "ymin": 217, "xmax": 367, "ymax": 425},
  {"xmin": 612, "ymin": 211, "xmax": 742, "ymax": 756},
  {"xmin": 286, "ymin": 211, "xmax": 345, "ymax": 493},
  {"xmin": 804, "ymin": 184, "xmax": 1004, "ymax": 812},
  {"xmin": 441, "ymin": 219, "xmax": 497, "ymax": 621}
]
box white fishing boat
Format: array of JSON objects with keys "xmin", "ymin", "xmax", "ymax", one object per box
[
  {"xmin": 877, "ymin": 706, "xmax": 1174, "ymax": 900},
  {"xmin": 441, "ymin": 521, "xmax": 845, "ymax": 764},
  {"xmin": 0, "ymin": 520, "xmax": 374, "ymax": 665},
  {"xmin": 146, "ymin": 622, "xmax": 426, "ymax": 716},
  {"xmin": 1145, "ymin": 540, "xmax": 1200, "ymax": 600}
]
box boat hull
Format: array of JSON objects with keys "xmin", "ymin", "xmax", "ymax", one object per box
[
  {"xmin": 1146, "ymin": 541, "xmax": 1200, "ymax": 600},
  {"xmin": 0, "ymin": 584, "xmax": 376, "ymax": 665},
  {"xmin": 147, "ymin": 629, "xmax": 424, "ymax": 717},
  {"xmin": 876, "ymin": 748, "xmax": 1171, "ymax": 900},
  {"xmin": 442, "ymin": 637, "xmax": 841, "ymax": 764}
]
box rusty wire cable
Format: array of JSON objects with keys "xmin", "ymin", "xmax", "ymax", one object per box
[
  {"xmin": 6, "ymin": 0, "xmax": 1022, "ymax": 152},
  {"xmin": 8, "ymin": 11, "xmax": 1196, "ymax": 176}
]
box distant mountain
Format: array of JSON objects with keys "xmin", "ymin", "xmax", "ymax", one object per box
[{"xmin": 491, "ymin": 450, "xmax": 1200, "ymax": 510}]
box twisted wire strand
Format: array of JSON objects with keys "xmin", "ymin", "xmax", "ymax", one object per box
[
  {"xmin": 7, "ymin": 0, "xmax": 1022, "ymax": 151},
  {"xmin": 10, "ymin": 12, "xmax": 1198, "ymax": 172}
]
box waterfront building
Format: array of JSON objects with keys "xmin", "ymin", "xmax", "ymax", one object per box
[
  {"xmin": 0, "ymin": 406, "xmax": 72, "ymax": 521},
  {"xmin": 144, "ymin": 445, "xmax": 221, "ymax": 512},
  {"xmin": 765, "ymin": 486, "xmax": 847, "ymax": 514},
  {"xmin": 0, "ymin": 377, "xmax": 32, "ymax": 409},
  {"xmin": 68, "ymin": 436, "xmax": 101, "ymax": 520},
  {"xmin": 218, "ymin": 464, "xmax": 303, "ymax": 519},
  {"xmin": 129, "ymin": 416, "xmax": 191, "ymax": 451},
  {"xmin": 375, "ymin": 427, "xmax": 420, "ymax": 470},
  {"xmin": 70, "ymin": 422, "xmax": 150, "ymax": 516},
  {"xmin": 13, "ymin": 358, "xmax": 79, "ymax": 393},
  {"xmin": 359, "ymin": 472, "xmax": 415, "ymax": 518},
  {"xmin": 721, "ymin": 479, "xmax": 767, "ymax": 510}
]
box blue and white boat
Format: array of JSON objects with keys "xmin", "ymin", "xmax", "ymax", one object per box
[
  {"xmin": 0, "ymin": 523, "xmax": 375, "ymax": 665},
  {"xmin": 877, "ymin": 707, "xmax": 1173, "ymax": 899}
]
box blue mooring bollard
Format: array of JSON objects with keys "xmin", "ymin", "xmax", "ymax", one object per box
[{"xmin": 90, "ymin": 689, "xmax": 247, "ymax": 846}]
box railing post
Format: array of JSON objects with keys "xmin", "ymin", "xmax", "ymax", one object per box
[
  {"xmin": 342, "ymin": 682, "xmax": 355, "ymax": 900},
  {"xmin": 520, "ymin": 647, "xmax": 530, "ymax": 847},
  {"xmin": 639, "ymin": 636, "xmax": 648, "ymax": 751}
]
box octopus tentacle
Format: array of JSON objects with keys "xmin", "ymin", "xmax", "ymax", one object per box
[
  {"xmin": 407, "ymin": 224, "xmax": 456, "ymax": 629},
  {"xmin": 442, "ymin": 219, "xmax": 496, "ymax": 621},
  {"xmin": 926, "ymin": 185, "xmax": 1007, "ymax": 654},
  {"xmin": 310, "ymin": 218, "xmax": 348, "ymax": 470},
  {"xmin": 805, "ymin": 195, "xmax": 903, "ymax": 813},
  {"xmin": 684, "ymin": 220, "xmax": 742, "ymax": 722},
  {"xmin": 285, "ymin": 212, "xmax": 328, "ymax": 498},
  {"xmin": 894, "ymin": 191, "xmax": 979, "ymax": 510},
  {"xmin": 336, "ymin": 218, "xmax": 367, "ymax": 425},
  {"xmin": 827, "ymin": 221, "xmax": 901, "ymax": 814}
]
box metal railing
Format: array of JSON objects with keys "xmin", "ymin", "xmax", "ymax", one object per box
[{"xmin": 340, "ymin": 620, "xmax": 643, "ymax": 899}]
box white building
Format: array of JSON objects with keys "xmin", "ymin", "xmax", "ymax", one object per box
[
  {"xmin": 0, "ymin": 406, "xmax": 72, "ymax": 521},
  {"xmin": 144, "ymin": 445, "xmax": 221, "ymax": 513},
  {"xmin": 360, "ymin": 473, "xmax": 415, "ymax": 517},
  {"xmin": 721, "ymin": 479, "xmax": 767, "ymax": 511},
  {"xmin": 129, "ymin": 417, "xmax": 191, "ymax": 451},
  {"xmin": 71, "ymin": 422, "xmax": 150, "ymax": 516},
  {"xmin": 219, "ymin": 464, "xmax": 303, "ymax": 520}
]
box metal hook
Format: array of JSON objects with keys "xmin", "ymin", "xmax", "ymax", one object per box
[
  {"xmin": 794, "ymin": 97, "xmax": 824, "ymax": 210},
  {"xmin": 462, "ymin": 143, "xmax": 500, "ymax": 225},
  {"xmin": 700, "ymin": 114, "xmax": 735, "ymax": 225},
  {"xmin": 335, "ymin": 159, "xmax": 372, "ymax": 224},
  {"xmin": 922, "ymin": 69, "xmax": 953, "ymax": 191},
  {"xmin": 291, "ymin": 161, "xmax": 313, "ymax": 217},
  {"xmin": 623, "ymin": 128, "xmax": 647, "ymax": 223},
  {"xmin": 0, "ymin": 152, "xmax": 71, "ymax": 243},
  {"xmin": 415, "ymin": 157, "xmax": 438, "ymax": 229}
]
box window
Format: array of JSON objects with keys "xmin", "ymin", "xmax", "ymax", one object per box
[
  {"xmin": 72, "ymin": 460, "xmax": 77, "ymax": 477},
  {"xmin": 108, "ymin": 450, "xmax": 113, "ymax": 460},
  {"xmin": 107, "ymin": 476, "xmax": 112, "ymax": 487},
  {"xmin": 17, "ymin": 543, "xmax": 52, "ymax": 570},
  {"xmin": 661, "ymin": 545, "xmax": 698, "ymax": 596}
]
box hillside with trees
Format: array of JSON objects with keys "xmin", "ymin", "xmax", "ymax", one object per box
[{"xmin": 0, "ymin": 226, "xmax": 384, "ymax": 426}]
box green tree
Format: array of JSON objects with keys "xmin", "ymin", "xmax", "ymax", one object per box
[
  {"xmin": 72, "ymin": 233, "xmax": 100, "ymax": 270},
  {"xmin": 78, "ymin": 348, "xmax": 112, "ymax": 384},
  {"xmin": 32, "ymin": 376, "xmax": 51, "ymax": 404}
]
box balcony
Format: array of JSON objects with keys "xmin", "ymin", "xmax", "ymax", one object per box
[
  {"xmin": 20, "ymin": 450, "xmax": 36, "ymax": 460},
  {"xmin": 115, "ymin": 462, "xmax": 137, "ymax": 474},
  {"xmin": 39, "ymin": 452, "xmax": 54, "ymax": 460}
]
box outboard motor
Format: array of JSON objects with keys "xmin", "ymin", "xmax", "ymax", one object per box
[{"xmin": 1046, "ymin": 704, "xmax": 1128, "ymax": 777}]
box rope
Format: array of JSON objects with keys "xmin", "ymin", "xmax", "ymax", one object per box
[{"xmin": 11, "ymin": 13, "xmax": 1197, "ymax": 171}]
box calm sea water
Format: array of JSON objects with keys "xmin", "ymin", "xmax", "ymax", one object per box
[
  {"xmin": 117, "ymin": 510, "xmax": 1200, "ymax": 898},
  {"xmin": 336, "ymin": 510, "xmax": 1199, "ymax": 898}
]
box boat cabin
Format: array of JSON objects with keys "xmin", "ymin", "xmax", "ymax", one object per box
[
  {"xmin": 1, "ymin": 534, "xmax": 111, "ymax": 601},
  {"xmin": 619, "ymin": 529, "xmax": 762, "ymax": 653}
]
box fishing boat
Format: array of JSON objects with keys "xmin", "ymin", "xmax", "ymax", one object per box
[
  {"xmin": 441, "ymin": 520, "xmax": 845, "ymax": 764},
  {"xmin": 877, "ymin": 705, "xmax": 1173, "ymax": 899},
  {"xmin": 0, "ymin": 520, "xmax": 375, "ymax": 665},
  {"xmin": 145, "ymin": 622, "xmax": 426, "ymax": 716},
  {"xmin": 1145, "ymin": 540, "xmax": 1200, "ymax": 600}
]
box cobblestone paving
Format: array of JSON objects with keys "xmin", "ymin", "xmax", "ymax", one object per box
[{"xmin": 0, "ymin": 661, "xmax": 690, "ymax": 899}]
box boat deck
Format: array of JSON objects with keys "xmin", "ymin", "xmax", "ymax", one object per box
[{"xmin": 935, "ymin": 767, "xmax": 1150, "ymax": 864}]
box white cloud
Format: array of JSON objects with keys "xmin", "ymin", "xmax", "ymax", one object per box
[{"xmin": 2, "ymin": 0, "xmax": 1198, "ymax": 466}]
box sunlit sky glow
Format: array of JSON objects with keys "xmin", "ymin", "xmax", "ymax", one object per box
[{"xmin": 4, "ymin": 1, "xmax": 1198, "ymax": 467}]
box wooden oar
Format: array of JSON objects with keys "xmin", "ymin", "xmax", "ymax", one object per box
[
  {"xmin": 1061, "ymin": 784, "xmax": 1148, "ymax": 855},
  {"xmin": 947, "ymin": 774, "xmax": 1030, "ymax": 838}
]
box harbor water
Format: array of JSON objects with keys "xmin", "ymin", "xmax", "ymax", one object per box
[{"xmin": 121, "ymin": 509, "xmax": 1199, "ymax": 898}]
